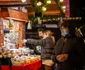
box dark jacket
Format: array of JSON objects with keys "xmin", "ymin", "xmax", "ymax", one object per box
[
  {"xmin": 53, "ymin": 35, "xmax": 85, "ymax": 70},
  {"xmin": 27, "ymin": 37, "xmax": 54, "ymax": 60}
]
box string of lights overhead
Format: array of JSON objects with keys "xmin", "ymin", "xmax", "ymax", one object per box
[
  {"xmin": 30, "ymin": 0, "xmax": 52, "ymax": 13},
  {"xmin": 36, "ymin": 0, "xmax": 51, "ymax": 11},
  {"xmin": 42, "ymin": 17, "xmax": 82, "ymax": 22},
  {"xmin": 21, "ymin": 0, "xmax": 67, "ymax": 15}
]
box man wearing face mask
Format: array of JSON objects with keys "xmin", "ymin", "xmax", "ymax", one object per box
[
  {"xmin": 51, "ymin": 21, "xmax": 85, "ymax": 70},
  {"xmin": 38, "ymin": 28, "xmax": 45, "ymax": 39}
]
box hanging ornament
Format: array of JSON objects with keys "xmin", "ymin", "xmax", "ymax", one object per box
[
  {"xmin": 60, "ymin": 17, "xmax": 63, "ymax": 23},
  {"xmin": 8, "ymin": 19, "xmax": 13, "ymax": 30},
  {"xmin": 21, "ymin": 7, "xmax": 28, "ymax": 13},
  {"xmin": 37, "ymin": 17, "xmax": 42, "ymax": 24},
  {"xmin": 27, "ymin": 21, "xmax": 32, "ymax": 30},
  {"xmin": 9, "ymin": 19, "xmax": 13, "ymax": 27}
]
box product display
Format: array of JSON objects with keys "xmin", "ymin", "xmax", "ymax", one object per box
[
  {"xmin": 0, "ymin": 46, "xmax": 41, "ymax": 66},
  {"xmin": 1, "ymin": 19, "xmax": 41, "ymax": 68}
]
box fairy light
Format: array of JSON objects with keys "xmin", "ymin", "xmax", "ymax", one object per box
[
  {"xmin": 47, "ymin": 0, "xmax": 51, "ymax": 4},
  {"xmin": 42, "ymin": 7, "xmax": 47, "ymax": 11},
  {"xmin": 60, "ymin": 0, "xmax": 64, "ymax": 2},
  {"xmin": 37, "ymin": 1, "xmax": 42, "ymax": 6},
  {"xmin": 62, "ymin": 6, "xmax": 66, "ymax": 9},
  {"xmin": 21, "ymin": 0, "xmax": 26, "ymax": 2},
  {"xmin": 63, "ymin": 9, "xmax": 65, "ymax": 12}
]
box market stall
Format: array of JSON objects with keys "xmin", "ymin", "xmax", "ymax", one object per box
[
  {"xmin": 0, "ymin": 8, "xmax": 28, "ymax": 48},
  {"xmin": 0, "ymin": 8, "xmax": 42, "ymax": 70}
]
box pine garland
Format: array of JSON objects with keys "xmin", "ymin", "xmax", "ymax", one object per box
[
  {"xmin": 9, "ymin": 20, "xmax": 13, "ymax": 27},
  {"xmin": 29, "ymin": 0, "xmax": 65, "ymax": 24},
  {"xmin": 30, "ymin": 0, "xmax": 65, "ymax": 15},
  {"xmin": 30, "ymin": 0, "xmax": 48, "ymax": 13},
  {"xmin": 56, "ymin": 0, "xmax": 65, "ymax": 16}
]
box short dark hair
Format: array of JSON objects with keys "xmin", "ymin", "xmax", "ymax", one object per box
[
  {"xmin": 60, "ymin": 21, "xmax": 76, "ymax": 36},
  {"xmin": 60, "ymin": 21, "xmax": 70, "ymax": 28},
  {"xmin": 38, "ymin": 28, "xmax": 45, "ymax": 32}
]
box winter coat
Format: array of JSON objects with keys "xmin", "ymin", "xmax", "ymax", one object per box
[
  {"xmin": 27, "ymin": 37, "xmax": 54, "ymax": 60},
  {"xmin": 53, "ymin": 35, "xmax": 85, "ymax": 70}
]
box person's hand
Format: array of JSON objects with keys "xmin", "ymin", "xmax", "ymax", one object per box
[{"xmin": 56, "ymin": 54, "xmax": 68, "ymax": 62}]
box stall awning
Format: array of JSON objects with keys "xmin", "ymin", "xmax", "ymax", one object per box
[{"xmin": 0, "ymin": 8, "xmax": 28, "ymax": 22}]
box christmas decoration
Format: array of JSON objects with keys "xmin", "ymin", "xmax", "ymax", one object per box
[
  {"xmin": 27, "ymin": 21, "xmax": 32, "ymax": 30},
  {"xmin": 9, "ymin": 20, "xmax": 13, "ymax": 27}
]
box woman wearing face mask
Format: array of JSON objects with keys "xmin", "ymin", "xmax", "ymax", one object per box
[{"xmin": 51, "ymin": 21, "xmax": 85, "ymax": 70}]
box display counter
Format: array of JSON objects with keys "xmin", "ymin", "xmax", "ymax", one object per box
[
  {"xmin": 12, "ymin": 60, "xmax": 41, "ymax": 70},
  {"xmin": 0, "ymin": 46, "xmax": 42, "ymax": 70},
  {"xmin": 1, "ymin": 60, "xmax": 42, "ymax": 70}
]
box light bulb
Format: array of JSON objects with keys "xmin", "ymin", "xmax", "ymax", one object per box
[
  {"xmin": 63, "ymin": 10, "xmax": 65, "ymax": 12},
  {"xmin": 47, "ymin": 0, "xmax": 51, "ymax": 4},
  {"xmin": 60, "ymin": 0, "xmax": 64, "ymax": 2},
  {"xmin": 42, "ymin": 7, "xmax": 47, "ymax": 11},
  {"xmin": 37, "ymin": 1, "xmax": 42, "ymax": 6},
  {"xmin": 62, "ymin": 6, "xmax": 66, "ymax": 9},
  {"xmin": 21, "ymin": 0, "xmax": 26, "ymax": 3}
]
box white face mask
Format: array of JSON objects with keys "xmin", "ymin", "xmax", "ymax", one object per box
[{"xmin": 61, "ymin": 29, "xmax": 69, "ymax": 36}]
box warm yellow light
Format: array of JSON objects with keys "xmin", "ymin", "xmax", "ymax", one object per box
[
  {"xmin": 42, "ymin": 7, "xmax": 47, "ymax": 11},
  {"xmin": 37, "ymin": 1, "xmax": 42, "ymax": 6},
  {"xmin": 21, "ymin": 0, "xmax": 26, "ymax": 2},
  {"xmin": 47, "ymin": 0, "xmax": 51, "ymax": 4},
  {"xmin": 60, "ymin": 0, "xmax": 64, "ymax": 2},
  {"xmin": 63, "ymin": 10, "xmax": 65, "ymax": 12},
  {"xmin": 62, "ymin": 6, "xmax": 66, "ymax": 9}
]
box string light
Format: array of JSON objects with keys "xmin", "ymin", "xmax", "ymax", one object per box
[
  {"xmin": 62, "ymin": 6, "xmax": 66, "ymax": 13},
  {"xmin": 63, "ymin": 17, "xmax": 81, "ymax": 20},
  {"xmin": 62, "ymin": 6, "xmax": 66, "ymax": 9},
  {"xmin": 63, "ymin": 9, "xmax": 65, "ymax": 12},
  {"xmin": 47, "ymin": 0, "xmax": 51, "ymax": 4},
  {"xmin": 42, "ymin": 7, "xmax": 47, "ymax": 11},
  {"xmin": 37, "ymin": 1, "xmax": 42, "ymax": 6},
  {"xmin": 21, "ymin": 0, "xmax": 26, "ymax": 3},
  {"xmin": 60, "ymin": 0, "xmax": 64, "ymax": 2}
]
